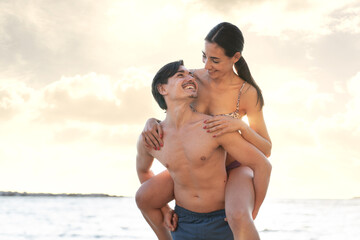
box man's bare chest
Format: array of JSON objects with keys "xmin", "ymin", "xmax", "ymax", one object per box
[{"xmin": 153, "ymin": 128, "xmax": 221, "ymax": 170}]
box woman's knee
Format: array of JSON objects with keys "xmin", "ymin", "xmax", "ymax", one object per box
[
  {"xmin": 237, "ymin": 166, "xmax": 254, "ymax": 179},
  {"xmin": 135, "ymin": 186, "xmax": 150, "ymax": 210},
  {"xmin": 226, "ymin": 207, "xmax": 253, "ymax": 226}
]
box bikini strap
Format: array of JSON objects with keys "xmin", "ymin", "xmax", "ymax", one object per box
[{"xmin": 235, "ymin": 82, "xmax": 246, "ymax": 112}]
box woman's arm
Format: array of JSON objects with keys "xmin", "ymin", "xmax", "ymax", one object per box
[
  {"xmin": 204, "ymin": 87, "xmax": 272, "ymax": 157},
  {"xmin": 203, "ymin": 113, "xmax": 271, "ymax": 157},
  {"xmin": 239, "ymin": 109, "xmax": 272, "ymax": 157},
  {"xmin": 142, "ymin": 118, "xmax": 164, "ymax": 150},
  {"xmin": 241, "ymin": 86, "xmax": 272, "ymax": 157}
]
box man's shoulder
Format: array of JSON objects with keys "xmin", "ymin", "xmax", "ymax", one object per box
[
  {"xmin": 186, "ymin": 113, "xmax": 223, "ymax": 145},
  {"xmin": 190, "ymin": 112, "xmax": 212, "ymax": 125},
  {"xmin": 136, "ymin": 134, "xmax": 153, "ymax": 157}
]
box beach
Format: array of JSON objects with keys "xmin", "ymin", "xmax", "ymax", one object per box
[{"xmin": 0, "ymin": 196, "xmax": 359, "ymax": 240}]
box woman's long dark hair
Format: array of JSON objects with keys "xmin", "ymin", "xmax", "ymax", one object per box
[{"xmin": 205, "ymin": 22, "xmax": 264, "ymax": 108}]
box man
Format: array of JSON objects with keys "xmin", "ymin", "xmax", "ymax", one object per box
[{"xmin": 136, "ymin": 60, "xmax": 271, "ymax": 240}]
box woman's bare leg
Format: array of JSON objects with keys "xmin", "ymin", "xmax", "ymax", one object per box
[
  {"xmin": 225, "ymin": 166, "xmax": 260, "ymax": 240},
  {"xmin": 135, "ymin": 170, "xmax": 174, "ymax": 240}
]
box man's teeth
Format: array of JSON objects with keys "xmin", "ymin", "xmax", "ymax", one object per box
[{"xmin": 183, "ymin": 83, "xmax": 196, "ymax": 90}]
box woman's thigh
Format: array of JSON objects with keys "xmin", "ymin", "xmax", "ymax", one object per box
[
  {"xmin": 225, "ymin": 166, "xmax": 255, "ymax": 212},
  {"xmin": 136, "ymin": 170, "xmax": 174, "ymax": 209}
]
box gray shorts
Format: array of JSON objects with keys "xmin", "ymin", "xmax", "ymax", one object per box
[{"xmin": 171, "ymin": 205, "xmax": 234, "ymax": 240}]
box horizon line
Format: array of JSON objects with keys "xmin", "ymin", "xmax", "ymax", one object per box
[
  {"xmin": 1, "ymin": 191, "xmax": 359, "ymax": 200},
  {"xmin": 0, "ymin": 191, "xmax": 125, "ymax": 198}
]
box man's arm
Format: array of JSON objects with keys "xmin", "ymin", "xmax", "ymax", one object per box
[
  {"xmin": 136, "ymin": 135, "xmax": 156, "ymax": 183},
  {"xmin": 136, "ymin": 134, "xmax": 177, "ymax": 230},
  {"xmin": 216, "ymin": 132, "xmax": 272, "ymax": 218}
]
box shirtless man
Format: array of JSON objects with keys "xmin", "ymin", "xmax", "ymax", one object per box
[{"xmin": 136, "ymin": 60, "xmax": 272, "ymax": 240}]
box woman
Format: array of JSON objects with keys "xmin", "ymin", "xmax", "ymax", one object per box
[{"xmin": 137, "ymin": 22, "xmax": 272, "ymax": 240}]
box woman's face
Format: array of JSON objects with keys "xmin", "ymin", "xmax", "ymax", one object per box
[{"xmin": 202, "ymin": 41, "xmax": 239, "ymax": 80}]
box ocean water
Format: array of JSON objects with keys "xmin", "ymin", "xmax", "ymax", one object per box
[{"xmin": 0, "ymin": 196, "xmax": 359, "ymax": 240}]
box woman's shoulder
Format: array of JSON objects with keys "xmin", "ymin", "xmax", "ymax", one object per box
[
  {"xmin": 241, "ymin": 83, "xmax": 262, "ymax": 110},
  {"xmin": 192, "ymin": 69, "xmax": 209, "ymax": 83},
  {"xmin": 242, "ymin": 82, "xmax": 256, "ymax": 96}
]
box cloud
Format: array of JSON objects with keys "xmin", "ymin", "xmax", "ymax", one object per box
[
  {"xmin": 265, "ymin": 77, "xmax": 336, "ymax": 125},
  {"xmin": 36, "ymin": 70, "xmax": 156, "ymax": 125},
  {"xmin": 0, "ymin": 68, "xmax": 152, "ymax": 195},
  {"xmin": 314, "ymin": 72, "xmax": 360, "ymax": 148},
  {"xmin": 51, "ymin": 123, "xmax": 143, "ymax": 148},
  {"xmin": 0, "ymin": 79, "xmax": 33, "ymax": 120},
  {"xmin": 191, "ymin": 0, "xmax": 247, "ymax": 13},
  {"xmin": 194, "ymin": 0, "xmax": 359, "ymax": 40},
  {"xmin": 267, "ymin": 69, "xmax": 360, "ymax": 145},
  {"xmin": 0, "ymin": 1, "xmax": 141, "ymax": 85},
  {"xmin": 331, "ymin": 2, "xmax": 360, "ymax": 34},
  {"xmin": 266, "ymin": 71, "xmax": 360, "ymax": 198},
  {"xmin": 0, "ymin": 66, "xmax": 160, "ymax": 150},
  {"xmin": 0, "ymin": 0, "xmax": 206, "ymax": 87}
]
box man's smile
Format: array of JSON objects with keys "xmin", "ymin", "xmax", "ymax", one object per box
[{"xmin": 181, "ymin": 80, "xmax": 197, "ymax": 91}]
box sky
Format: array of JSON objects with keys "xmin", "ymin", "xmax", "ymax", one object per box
[{"xmin": 0, "ymin": 0, "xmax": 359, "ymax": 199}]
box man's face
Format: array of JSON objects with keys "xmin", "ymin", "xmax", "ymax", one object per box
[{"xmin": 161, "ymin": 65, "xmax": 198, "ymax": 101}]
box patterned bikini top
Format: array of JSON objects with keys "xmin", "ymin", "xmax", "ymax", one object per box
[
  {"xmin": 216, "ymin": 82, "xmax": 246, "ymax": 119},
  {"xmin": 191, "ymin": 82, "xmax": 246, "ymax": 119}
]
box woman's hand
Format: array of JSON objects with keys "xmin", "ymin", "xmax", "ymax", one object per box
[
  {"xmin": 203, "ymin": 116, "xmax": 247, "ymax": 137},
  {"xmin": 142, "ymin": 118, "xmax": 163, "ymax": 150}
]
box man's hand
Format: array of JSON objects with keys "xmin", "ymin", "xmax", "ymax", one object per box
[{"xmin": 162, "ymin": 208, "xmax": 178, "ymax": 231}]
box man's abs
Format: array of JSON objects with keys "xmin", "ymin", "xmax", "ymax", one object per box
[{"xmin": 173, "ymin": 178, "xmax": 227, "ymax": 213}]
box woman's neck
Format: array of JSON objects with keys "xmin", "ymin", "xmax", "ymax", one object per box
[{"xmin": 210, "ymin": 71, "xmax": 240, "ymax": 87}]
